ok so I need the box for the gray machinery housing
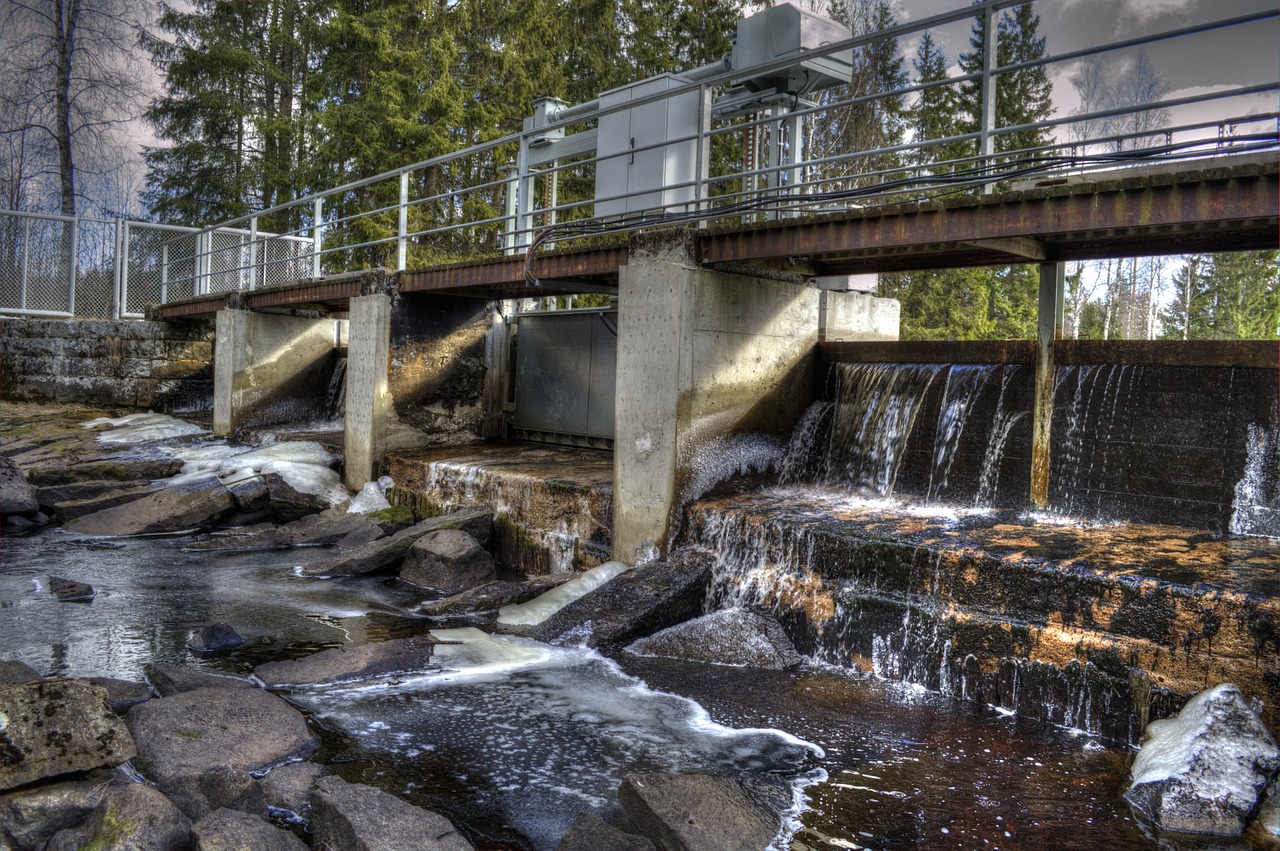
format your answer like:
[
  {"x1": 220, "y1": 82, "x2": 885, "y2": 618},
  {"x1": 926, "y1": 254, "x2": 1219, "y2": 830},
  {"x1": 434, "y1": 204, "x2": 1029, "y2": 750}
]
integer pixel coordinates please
[{"x1": 730, "y1": 2, "x2": 854, "y2": 95}]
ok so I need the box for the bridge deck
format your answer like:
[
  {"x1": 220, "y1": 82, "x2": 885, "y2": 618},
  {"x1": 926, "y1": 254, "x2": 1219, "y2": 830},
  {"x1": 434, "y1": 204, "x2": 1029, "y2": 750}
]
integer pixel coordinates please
[{"x1": 154, "y1": 156, "x2": 1278, "y2": 319}]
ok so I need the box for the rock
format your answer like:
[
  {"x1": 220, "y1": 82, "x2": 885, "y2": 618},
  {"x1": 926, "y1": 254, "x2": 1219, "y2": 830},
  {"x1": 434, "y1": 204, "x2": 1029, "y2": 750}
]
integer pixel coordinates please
[
  {"x1": 333, "y1": 522, "x2": 386, "y2": 551},
  {"x1": 401, "y1": 530, "x2": 496, "y2": 593},
  {"x1": 182, "y1": 506, "x2": 382, "y2": 553},
  {"x1": 299, "y1": 509, "x2": 492, "y2": 577},
  {"x1": 416, "y1": 576, "x2": 572, "y2": 619},
  {"x1": 310, "y1": 775, "x2": 475, "y2": 851},
  {"x1": 48, "y1": 576, "x2": 95, "y2": 601},
  {"x1": 1125, "y1": 683, "x2": 1280, "y2": 837},
  {"x1": 36, "y1": 478, "x2": 155, "y2": 508},
  {"x1": 163, "y1": 767, "x2": 267, "y2": 821},
  {"x1": 31, "y1": 512, "x2": 48, "y2": 527},
  {"x1": 64, "y1": 474, "x2": 235, "y2": 536},
  {"x1": 144, "y1": 663, "x2": 254, "y2": 696},
  {"x1": 28, "y1": 458, "x2": 184, "y2": 486},
  {"x1": 263, "y1": 471, "x2": 334, "y2": 522},
  {"x1": 0, "y1": 660, "x2": 41, "y2": 684},
  {"x1": 625, "y1": 608, "x2": 803, "y2": 670},
  {"x1": 262, "y1": 762, "x2": 327, "y2": 819},
  {"x1": 556, "y1": 812, "x2": 655, "y2": 851},
  {"x1": 0, "y1": 769, "x2": 114, "y2": 851},
  {"x1": 254, "y1": 635, "x2": 438, "y2": 687},
  {"x1": 617, "y1": 772, "x2": 785, "y2": 851},
  {"x1": 187, "y1": 623, "x2": 246, "y2": 655},
  {"x1": 83, "y1": 677, "x2": 154, "y2": 712},
  {"x1": 224, "y1": 474, "x2": 269, "y2": 512},
  {"x1": 4, "y1": 515, "x2": 33, "y2": 531},
  {"x1": 126, "y1": 688, "x2": 318, "y2": 788},
  {"x1": 47, "y1": 483, "x2": 161, "y2": 522},
  {"x1": 0, "y1": 680, "x2": 136, "y2": 791},
  {"x1": 0, "y1": 457, "x2": 38, "y2": 516},
  {"x1": 45, "y1": 782, "x2": 192, "y2": 851},
  {"x1": 192, "y1": 807, "x2": 309, "y2": 851},
  {"x1": 531, "y1": 550, "x2": 712, "y2": 649}
]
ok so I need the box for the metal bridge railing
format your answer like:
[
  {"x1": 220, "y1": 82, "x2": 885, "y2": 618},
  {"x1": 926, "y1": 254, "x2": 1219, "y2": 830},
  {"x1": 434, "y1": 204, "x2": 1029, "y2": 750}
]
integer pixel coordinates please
[{"x1": 1, "y1": 0, "x2": 1276, "y2": 318}]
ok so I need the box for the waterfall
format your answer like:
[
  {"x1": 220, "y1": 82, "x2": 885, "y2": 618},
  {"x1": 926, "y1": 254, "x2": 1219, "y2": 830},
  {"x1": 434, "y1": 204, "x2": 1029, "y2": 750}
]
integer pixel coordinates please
[
  {"x1": 325, "y1": 357, "x2": 348, "y2": 420},
  {"x1": 974, "y1": 365, "x2": 1026, "y2": 507},
  {"x1": 926, "y1": 365, "x2": 994, "y2": 502},
  {"x1": 822, "y1": 363, "x2": 945, "y2": 496}
]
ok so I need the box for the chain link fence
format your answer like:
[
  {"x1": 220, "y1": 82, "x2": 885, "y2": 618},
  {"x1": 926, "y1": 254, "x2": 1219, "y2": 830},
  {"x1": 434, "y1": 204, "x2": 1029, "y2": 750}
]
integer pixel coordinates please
[{"x1": 0, "y1": 211, "x2": 314, "y2": 319}]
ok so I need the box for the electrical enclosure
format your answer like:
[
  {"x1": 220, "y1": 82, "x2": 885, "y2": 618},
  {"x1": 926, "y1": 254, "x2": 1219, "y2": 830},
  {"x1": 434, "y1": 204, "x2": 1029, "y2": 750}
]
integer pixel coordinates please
[{"x1": 731, "y1": 2, "x2": 853, "y2": 95}]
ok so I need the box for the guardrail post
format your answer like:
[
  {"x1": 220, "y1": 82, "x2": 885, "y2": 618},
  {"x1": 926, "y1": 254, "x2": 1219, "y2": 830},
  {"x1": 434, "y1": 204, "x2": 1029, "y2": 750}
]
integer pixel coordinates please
[
  {"x1": 516, "y1": 136, "x2": 533, "y2": 251},
  {"x1": 160, "y1": 242, "x2": 169, "y2": 305},
  {"x1": 312, "y1": 197, "x2": 324, "y2": 278},
  {"x1": 67, "y1": 218, "x2": 78, "y2": 316},
  {"x1": 112, "y1": 218, "x2": 126, "y2": 320},
  {"x1": 195, "y1": 231, "x2": 206, "y2": 296},
  {"x1": 695, "y1": 83, "x2": 712, "y2": 226},
  {"x1": 979, "y1": 0, "x2": 998, "y2": 195},
  {"x1": 398, "y1": 172, "x2": 409, "y2": 270},
  {"x1": 248, "y1": 216, "x2": 259, "y2": 290},
  {"x1": 501, "y1": 165, "x2": 519, "y2": 255},
  {"x1": 20, "y1": 216, "x2": 30, "y2": 312}
]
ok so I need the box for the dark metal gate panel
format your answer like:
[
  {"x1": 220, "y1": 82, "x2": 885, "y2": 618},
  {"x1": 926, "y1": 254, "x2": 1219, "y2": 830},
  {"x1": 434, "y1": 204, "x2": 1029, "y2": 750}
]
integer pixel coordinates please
[{"x1": 513, "y1": 310, "x2": 616, "y2": 448}]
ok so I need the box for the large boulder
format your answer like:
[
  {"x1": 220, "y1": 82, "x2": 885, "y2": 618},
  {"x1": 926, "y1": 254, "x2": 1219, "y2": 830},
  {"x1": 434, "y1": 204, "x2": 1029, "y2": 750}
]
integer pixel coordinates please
[
  {"x1": 44, "y1": 783, "x2": 192, "y2": 851},
  {"x1": 416, "y1": 576, "x2": 571, "y2": 620},
  {"x1": 556, "y1": 812, "x2": 655, "y2": 851},
  {"x1": 63, "y1": 473, "x2": 235, "y2": 536},
  {"x1": 162, "y1": 766, "x2": 267, "y2": 821},
  {"x1": 183, "y1": 506, "x2": 384, "y2": 553},
  {"x1": 625, "y1": 608, "x2": 803, "y2": 670},
  {"x1": 401, "y1": 529, "x2": 496, "y2": 593},
  {"x1": 0, "y1": 769, "x2": 114, "y2": 851},
  {"x1": 0, "y1": 680, "x2": 136, "y2": 791},
  {"x1": 263, "y1": 471, "x2": 335, "y2": 522},
  {"x1": 0, "y1": 457, "x2": 38, "y2": 516},
  {"x1": 187, "y1": 623, "x2": 246, "y2": 655},
  {"x1": 82, "y1": 677, "x2": 154, "y2": 712},
  {"x1": 310, "y1": 775, "x2": 475, "y2": 851},
  {"x1": 261, "y1": 762, "x2": 327, "y2": 819},
  {"x1": 0, "y1": 660, "x2": 41, "y2": 684},
  {"x1": 27, "y1": 458, "x2": 184, "y2": 486},
  {"x1": 193, "y1": 807, "x2": 309, "y2": 851},
  {"x1": 144, "y1": 662, "x2": 254, "y2": 696},
  {"x1": 46, "y1": 483, "x2": 161, "y2": 522},
  {"x1": 617, "y1": 772, "x2": 786, "y2": 851},
  {"x1": 254, "y1": 635, "x2": 438, "y2": 687},
  {"x1": 1125, "y1": 683, "x2": 1280, "y2": 836},
  {"x1": 299, "y1": 509, "x2": 492, "y2": 577},
  {"x1": 125, "y1": 687, "x2": 318, "y2": 788},
  {"x1": 531, "y1": 551, "x2": 712, "y2": 649}
]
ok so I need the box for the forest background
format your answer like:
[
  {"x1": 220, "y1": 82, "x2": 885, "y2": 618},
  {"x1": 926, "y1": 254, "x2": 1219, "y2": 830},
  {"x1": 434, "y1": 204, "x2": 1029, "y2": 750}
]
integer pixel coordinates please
[{"x1": 1, "y1": 0, "x2": 1275, "y2": 340}]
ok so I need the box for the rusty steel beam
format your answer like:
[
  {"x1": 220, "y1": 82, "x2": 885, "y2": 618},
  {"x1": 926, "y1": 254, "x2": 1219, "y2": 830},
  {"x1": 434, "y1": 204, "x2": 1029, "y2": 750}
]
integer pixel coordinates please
[
  {"x1": 243, "y1": 278, "x2": 362, "y2": 311},
  {"x1": 399, "y1": 245, "x2": 627, "y2": 293},
  {"x1": 699, "y1": 163, "x2": 1279, "y2": 271}
]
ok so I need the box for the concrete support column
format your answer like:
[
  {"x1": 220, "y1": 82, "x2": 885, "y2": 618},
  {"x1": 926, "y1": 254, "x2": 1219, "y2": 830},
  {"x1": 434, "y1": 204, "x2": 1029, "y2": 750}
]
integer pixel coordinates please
[
  {"x1": 344, "y1": 293, "x2": 392, "y2": 489},
  {"x1": 1031, "y1": 262, "x2": 1065, "y2": 508},
  {"x1": 612, "y1": 232, "x2": 825, "y2": 562},
  {"x1": 213, "y1": 308, "x2": 336, "y2": 436}
]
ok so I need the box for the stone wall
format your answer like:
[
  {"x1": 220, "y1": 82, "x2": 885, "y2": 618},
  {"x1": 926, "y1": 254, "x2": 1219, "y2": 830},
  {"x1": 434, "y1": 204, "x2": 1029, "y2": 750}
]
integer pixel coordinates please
[{"x1": 0, "y1": 317, "x2": 214, "y2": 412}]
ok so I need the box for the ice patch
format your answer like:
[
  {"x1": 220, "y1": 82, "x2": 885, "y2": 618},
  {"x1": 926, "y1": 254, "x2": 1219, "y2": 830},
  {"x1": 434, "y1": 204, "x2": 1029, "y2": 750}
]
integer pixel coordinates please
[
  {"x1": 348, "y1": 480, "x2": 392, "y2": 514},
  {"x1": 425, "y1": 628, "x2": 553, "y2": 681},
  {"x1": 83, "y1": 413, "x2": 206, "y2": 444},
  {"x1": 171, "y1": 440, "x2": 347, "y2": 506},
  {"x1": 496, "y1": 561, "x2": 631, "y2": 627}
]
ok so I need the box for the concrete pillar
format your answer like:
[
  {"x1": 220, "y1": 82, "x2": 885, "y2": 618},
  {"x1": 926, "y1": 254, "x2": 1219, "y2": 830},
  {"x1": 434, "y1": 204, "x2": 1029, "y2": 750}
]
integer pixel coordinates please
[
  {"x1": 213, "y1": 308, "x2": 336, "y2": 436},
  {"x1": 612, "y1": 233, "x2": 822, "y2": 562},
  {"x1": 344, "y1": 293, "x2": 392, "y2": 489}
]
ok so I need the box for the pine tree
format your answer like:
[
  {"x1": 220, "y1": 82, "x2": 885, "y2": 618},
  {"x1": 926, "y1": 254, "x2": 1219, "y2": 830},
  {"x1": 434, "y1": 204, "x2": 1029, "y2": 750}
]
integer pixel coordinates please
[
  {"x1": 957, "y1": 1, "x2": 1053, "y2": 162},
  {"x1": 909, "y1": 30, "x2": 964, "y2": 169}
]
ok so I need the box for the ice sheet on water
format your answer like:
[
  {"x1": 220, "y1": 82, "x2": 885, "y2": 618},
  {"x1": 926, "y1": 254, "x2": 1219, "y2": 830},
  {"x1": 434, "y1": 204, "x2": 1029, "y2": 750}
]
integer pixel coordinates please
[
  {"x1": 347, "y1": 480, "x2": 392, "y2": 514},
  {"x1": 82, "y1": 412, "x2": 207, "y2": 444},
  {"x1": 169, "y1": 440, "x2": 346, "y2": 504},
  {"x1": 496, "y1": 561, "x2": 631, "y2": 627},
  {"x1": 289, "y1": 641, "x2": 821, "y2": 851}
]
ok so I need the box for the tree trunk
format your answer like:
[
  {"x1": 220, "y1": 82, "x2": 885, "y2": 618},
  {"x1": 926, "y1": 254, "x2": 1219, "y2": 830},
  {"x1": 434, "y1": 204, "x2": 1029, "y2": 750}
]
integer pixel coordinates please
[{"x1": 54, "y1": 0, "x2": 78, "y2": 216}]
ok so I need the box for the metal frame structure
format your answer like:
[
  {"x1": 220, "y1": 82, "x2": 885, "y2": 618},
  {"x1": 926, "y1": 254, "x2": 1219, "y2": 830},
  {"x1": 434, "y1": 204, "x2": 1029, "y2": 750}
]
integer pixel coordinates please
[{"x1": 1, "y1": 0, "x2": 1276, "y2": 318}]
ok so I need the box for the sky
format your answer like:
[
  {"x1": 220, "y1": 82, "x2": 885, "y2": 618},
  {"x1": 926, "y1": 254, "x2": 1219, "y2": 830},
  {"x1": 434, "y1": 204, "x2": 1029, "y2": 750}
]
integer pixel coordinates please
[{"x1": 891, "y1": 0, "x2": 1279, "y2": 130}]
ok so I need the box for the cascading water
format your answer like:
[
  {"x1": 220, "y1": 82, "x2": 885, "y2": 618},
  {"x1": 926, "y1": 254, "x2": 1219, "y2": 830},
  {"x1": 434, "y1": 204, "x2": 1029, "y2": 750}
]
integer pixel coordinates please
[
  {"x1": 926, "y1": 365, "x2": 995, "y2": 502},
  {"x1": 325, "y1": 357, "x2": 348, "y2": 420}
]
